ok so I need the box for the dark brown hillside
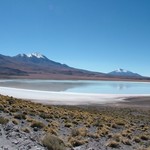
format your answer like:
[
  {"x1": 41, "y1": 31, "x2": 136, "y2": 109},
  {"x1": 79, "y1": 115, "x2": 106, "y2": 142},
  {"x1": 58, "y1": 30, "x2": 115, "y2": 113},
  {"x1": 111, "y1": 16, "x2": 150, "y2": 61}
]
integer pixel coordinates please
[
  {"x1": 0, "y1": 53, "x2": 105, "y2": 79},
  {"x1": 0, "y1": 53, "x2": 149, "y2": 81}
]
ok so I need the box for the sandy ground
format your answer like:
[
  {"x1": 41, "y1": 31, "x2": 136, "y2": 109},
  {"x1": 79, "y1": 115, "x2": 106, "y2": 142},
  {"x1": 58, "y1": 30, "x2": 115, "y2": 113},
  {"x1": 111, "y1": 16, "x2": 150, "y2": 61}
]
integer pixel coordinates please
[
  {"x1": 0, "y1": 86, "x2": 150, "y2": 107},
  {"x1": 116, "y1": 96, "x2": 150, "y2": 108}
]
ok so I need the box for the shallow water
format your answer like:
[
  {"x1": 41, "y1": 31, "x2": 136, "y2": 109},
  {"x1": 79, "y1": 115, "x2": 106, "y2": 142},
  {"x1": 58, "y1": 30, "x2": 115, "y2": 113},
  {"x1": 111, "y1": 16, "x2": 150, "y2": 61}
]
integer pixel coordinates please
[{"x1": 0, "y1": 79, "x2": 150, "y2": 94}]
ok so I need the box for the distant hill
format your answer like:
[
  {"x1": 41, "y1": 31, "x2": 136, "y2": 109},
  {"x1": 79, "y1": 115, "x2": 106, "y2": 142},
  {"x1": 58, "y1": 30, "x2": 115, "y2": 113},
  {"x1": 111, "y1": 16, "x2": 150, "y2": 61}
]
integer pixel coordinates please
[
  {"x1": 108, "y1": 68, "x2": 142, "y2": 77},
  {"x1": 0, "y1": 53, "x2": 149, "y2": 81},
  {"x1": 0, "y1": 53, "x2": 105, "y2": 79}
]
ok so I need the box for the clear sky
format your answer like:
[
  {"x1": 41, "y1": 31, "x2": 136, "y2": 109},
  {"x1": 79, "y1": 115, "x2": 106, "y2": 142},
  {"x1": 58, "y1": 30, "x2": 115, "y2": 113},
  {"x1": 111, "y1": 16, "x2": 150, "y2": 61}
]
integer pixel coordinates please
[{"x1": 0, "y1": 0, "x2": 150, "y2": 76}]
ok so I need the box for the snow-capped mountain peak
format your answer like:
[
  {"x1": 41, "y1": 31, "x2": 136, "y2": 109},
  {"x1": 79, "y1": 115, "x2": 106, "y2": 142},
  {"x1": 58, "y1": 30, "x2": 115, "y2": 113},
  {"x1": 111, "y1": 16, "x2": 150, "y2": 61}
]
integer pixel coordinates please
[
  {"x1": 108, "y1": 68, "x2": 141, "y2": 77},
  {"x1": 26, "y1": 52, "x2": 45, "y2": 59},
  {"x1": 116, "y1": 68, "x2": 128, "y2": 73},
  {"x1": 15, "y1": 52, "x2": 47, "y2": 59}
]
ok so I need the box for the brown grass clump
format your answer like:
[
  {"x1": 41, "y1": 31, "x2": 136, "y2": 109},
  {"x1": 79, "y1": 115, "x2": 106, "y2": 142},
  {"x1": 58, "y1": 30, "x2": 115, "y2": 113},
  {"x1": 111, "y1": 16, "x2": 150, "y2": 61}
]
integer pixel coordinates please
[
  {"x1": 72, "y1": 120, "x2": 79, "y2": 125},
  {"x1": 97, "y1": 127, "x2": 109, "y2": 136},
  {"x1": 108, "y1": 133, "x2": 113, "y2": 138},
  {"x1": 121, "y1": 129, "x2": 132, "y2": 140},
  {"x1": 115, "y1": 120, "x2": 125, "y2": 126},
  {"x1": 69, "y1": 137, "x2": 87, "y2": 147},
  {"x1": 3, "y1": 108, "x2": 10, "y2": 113},
  {"x1": 78, "y1": 127, "x2": 88, "y2": 137},
  {"x1": 93, "y1": 119, "x2": 101, "y2": 127},
  {"x1": 110, "y1": 133, "x2": 123, "y2": 142},
  {"x1": 22, "y1": 127, "x2": 30, "y2": 133},
  {"x1": 106, "y1": 140, "x2": 120, "y2": 148},
  {"x1": 88, "y1": 133, "x2": 100, "y2": 139},
  {"x1": 48, "y1": 121, "x2": 59, "y2": 128},
  {"x1": 122, "y1": 138, "x2": 131, "y2": 145},
  {"x1": 111, "y1": 123, "x2": 118, "y2": 129},
  {"x1": 12, "y1": 119, "x2": 19, "y2": 125},
  {"x1": 71, "y1": 128, "x2": 80, "y2": 137},
  {"x1": 44, "y1": 127, "x2": 58, "y2": 136},
  {"x1": 9, "y1": 107, "x2": 20, "y2": 113},
  {"x1": 39, "y1": 113, "x2": 52, "y2": 119},
  {"x1": 0, "y1": 116, "x2": 9, "y2": 125},
  {"x1": 71, "y1": 127, "x2": 88, "y2": 137},
  {"x1": 140, "y1": 135, "x2": 149, "y2": 141},
  {"x1": 64, "y1": 122, "x2": 73, "y2": 128},
  {"x1": 30, "y1": 120, "x2": 45, "y2": 129},
  {"x1": 133, "y1": 136, "x2": 141, "y2": 143},
  {"x1": 42, "y1": 134, "x2": 66, "y2": 150},
  {"x1": 0, "y1": 104, "x2": 4, "y2": 111},
  {"x1": 14, "y1": 113, "x2": 26, "y2": 120}
]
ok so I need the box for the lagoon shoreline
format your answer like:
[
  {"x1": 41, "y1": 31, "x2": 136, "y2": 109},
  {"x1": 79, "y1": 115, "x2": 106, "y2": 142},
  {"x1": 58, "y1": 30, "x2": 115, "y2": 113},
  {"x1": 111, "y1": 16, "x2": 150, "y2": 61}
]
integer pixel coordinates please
[{"x1": 0, "y1": 86, "x2": 150, "y2": 107}]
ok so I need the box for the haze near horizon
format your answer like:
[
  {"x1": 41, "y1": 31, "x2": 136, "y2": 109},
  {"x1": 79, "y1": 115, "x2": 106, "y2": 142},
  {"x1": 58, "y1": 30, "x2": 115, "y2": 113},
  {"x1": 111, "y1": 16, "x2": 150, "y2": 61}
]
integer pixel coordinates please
[{"x1": 0, "y1": 0, "x2": 150, "y2": 76}]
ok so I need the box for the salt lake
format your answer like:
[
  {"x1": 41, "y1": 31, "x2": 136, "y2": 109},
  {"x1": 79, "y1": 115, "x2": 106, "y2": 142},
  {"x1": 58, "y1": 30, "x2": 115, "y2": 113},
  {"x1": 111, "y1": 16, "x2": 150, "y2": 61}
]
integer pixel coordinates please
[
  {"x1": 0, "y1": 80, "x2": 150, "y2": 105},
  {"x1": 0, "y1": 79, "x2": 150, "y2": 94}
]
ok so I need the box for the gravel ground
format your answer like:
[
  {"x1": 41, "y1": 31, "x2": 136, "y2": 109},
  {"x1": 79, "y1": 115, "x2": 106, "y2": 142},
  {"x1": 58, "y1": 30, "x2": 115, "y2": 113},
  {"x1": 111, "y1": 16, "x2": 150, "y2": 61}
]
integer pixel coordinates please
[{"x1": 0, "y1": 95, "x2": 149, "y2": 150}]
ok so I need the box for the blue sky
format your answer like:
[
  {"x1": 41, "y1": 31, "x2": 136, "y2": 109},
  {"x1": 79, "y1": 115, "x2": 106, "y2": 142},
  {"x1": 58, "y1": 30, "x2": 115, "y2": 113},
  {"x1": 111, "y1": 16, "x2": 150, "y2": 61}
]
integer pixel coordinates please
[{"x1": 0, "y1": 0, "x2": 150, "y2": 76}]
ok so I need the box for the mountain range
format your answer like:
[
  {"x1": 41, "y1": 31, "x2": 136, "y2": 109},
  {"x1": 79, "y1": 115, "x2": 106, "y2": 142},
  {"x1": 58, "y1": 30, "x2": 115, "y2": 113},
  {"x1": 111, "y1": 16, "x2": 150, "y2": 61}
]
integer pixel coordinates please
[{"x1": 0, "y1": 53, "x2": 149, "y2": 81}]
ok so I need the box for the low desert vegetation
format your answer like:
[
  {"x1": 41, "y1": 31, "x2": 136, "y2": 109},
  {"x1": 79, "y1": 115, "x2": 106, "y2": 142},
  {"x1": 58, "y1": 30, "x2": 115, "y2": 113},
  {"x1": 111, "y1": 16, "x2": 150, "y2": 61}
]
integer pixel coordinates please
[
  {"x1": 0, "y1": 116, "x2": 9, "y2": 125},
  {"x1": 0, "y1": 94, "x2": 149, "y2": 150},
  {"x1": 42, "y1": 134, "x2": 66, "y2": 150},
  {"x1": 30, "y1": 120, "x2": 45, "y2": 129},
  {"x1": 106, "y1": 140, "x2": 120, "y2": 148}
]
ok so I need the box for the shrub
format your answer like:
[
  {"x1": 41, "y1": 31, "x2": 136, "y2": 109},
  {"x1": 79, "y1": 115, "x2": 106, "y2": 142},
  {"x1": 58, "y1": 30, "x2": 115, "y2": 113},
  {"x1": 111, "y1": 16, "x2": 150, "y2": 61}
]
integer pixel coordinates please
[
  {"x1": 12, "y1": 119, "x2": 19, "y2": 125},
  {"x1": 122, "y1": 138, "x2": 131, "y2": 145},
  {"x1": 71, "y1": 128, "x2": 80, "y2": 137},
  {"x1": 112, "y1": 133, "x2": 122, "y2": 142},
  {"x1": 31, "y1": 121, "x2": 45, "y2": 129},
  {"x1": 78, "y1": 127, "x2": 88, "y2": 137},
  {"x1": 42, "y1": 134, "x2": 66, "y2": 150},
  {"x1": 69, "y1": 137, "x2": 87, "y2": 147},
  {"x1": 44, "y1": 127, "x2": 58, "y2": 136},
  {"x1": 0, "y1": 117, "x2": 9, "y2": 125},
  {"x1": 71, "y1": 127, "x2": 87, "y2": 137},
  {"x1": 14, "y1": 113, "x2": 26, "y2": 120},
  {"x1": 106, "y1": 140, "x2": 120, "y2": 148},
  {"x1": 97, "y1": 127, "x2": 109, "y2": 136},
  {"x1": 7, "y1": 98, "x2": 15, "y2": 105},
  {"x1": 0, "y1": 104, "x2": 4, "y2": 111},
  {"x1": 64, "y1": 122, "x2": 73, "y2": 128},
  {"x1": 88, "y1": 133, "x2": 100, "y2": 139},
  {"x1": 140, "y1": 135, "x2": 149, "y2": 141},
  {"x1": 22, "y1": 127, "x2": 30, "y2": 133},
  {"x1": 116, "y1": 120, "x2": 125, "y2": 126},
  {"x1": 133, "y1": 137, "x2": 141, "y2": 143},
  {"x1": 111, "y1": 123, "x2": 118, "y2": 129},
  {"x1": 39, "y1": 113, "x2": 52, "y2": 119}
]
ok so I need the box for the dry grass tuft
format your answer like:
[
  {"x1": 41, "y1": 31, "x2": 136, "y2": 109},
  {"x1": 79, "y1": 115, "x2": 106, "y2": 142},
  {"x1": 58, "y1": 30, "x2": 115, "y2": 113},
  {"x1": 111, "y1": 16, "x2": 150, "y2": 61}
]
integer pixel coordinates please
[
  {"x1": 0, "y1": 116, "x2": 9, "y2": 125},
  {"x1": 69, "y1": 137, "x2": 87, "y2": 147},
  {"x1": 122, "y1": 138, "x2": 131, "y2": 145},
  {"x1": 31, "y1": 120, "x2": 45, "y2": 129},
  {"x1": 14, "y1": 113, "x2": 26, "y2": 120},
  {"x1": 133, "y1": 136, "x2": 141, "y2": 143},
  {"x1": 22, "y1": 127, "x2": 30, "y2": 133},
  {"x1": 42, "y1": 134, "x2": 66, "y2": 150},
  {"x1": 12, "y1": 119, "x2": 19, "y2": 125},
  {"x1": 140, "y1": 135, "x2": 149, "y2": 141},
  {"x1": 106, "y1": 140, "x2": 120, "y2": 148}
]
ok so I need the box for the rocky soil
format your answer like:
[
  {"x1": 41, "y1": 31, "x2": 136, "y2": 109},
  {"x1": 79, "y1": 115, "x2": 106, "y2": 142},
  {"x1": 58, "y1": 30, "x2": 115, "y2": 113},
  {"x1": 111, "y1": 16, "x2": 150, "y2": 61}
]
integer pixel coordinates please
[{"x1": 0, "y1": 95, "x2": 150, "y2": 150}]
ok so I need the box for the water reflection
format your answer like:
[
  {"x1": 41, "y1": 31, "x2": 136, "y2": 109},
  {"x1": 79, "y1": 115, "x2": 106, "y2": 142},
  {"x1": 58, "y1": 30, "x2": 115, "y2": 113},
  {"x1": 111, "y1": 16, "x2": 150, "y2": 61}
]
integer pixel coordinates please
[
  {"x1": 0, "y1": 80, "x2": 91, "y2": 92},
  {"x1": 0, "y1": 80, "x2": 150, "y2": 94},
  {"x1": 109, "y1": 83, "x2": 131, "y2": 90}
]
